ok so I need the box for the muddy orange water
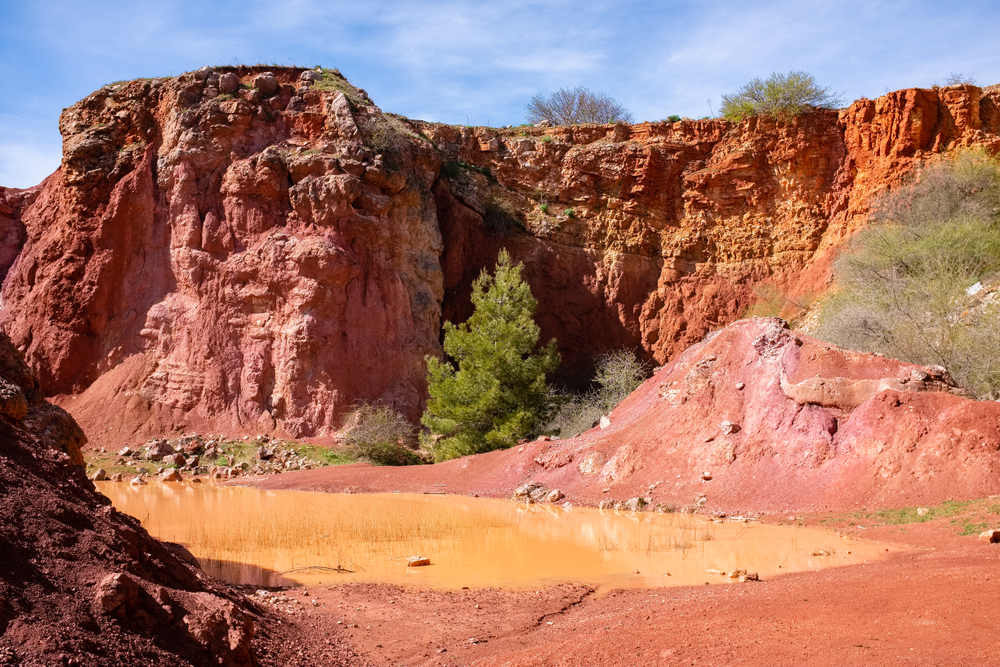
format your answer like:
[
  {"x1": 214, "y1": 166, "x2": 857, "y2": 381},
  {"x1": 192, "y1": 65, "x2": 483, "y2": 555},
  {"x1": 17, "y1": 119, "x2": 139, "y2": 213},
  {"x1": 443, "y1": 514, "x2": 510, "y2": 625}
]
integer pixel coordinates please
[{"x1": 96, "y1": 481, "x2": 893, "y2": 593}]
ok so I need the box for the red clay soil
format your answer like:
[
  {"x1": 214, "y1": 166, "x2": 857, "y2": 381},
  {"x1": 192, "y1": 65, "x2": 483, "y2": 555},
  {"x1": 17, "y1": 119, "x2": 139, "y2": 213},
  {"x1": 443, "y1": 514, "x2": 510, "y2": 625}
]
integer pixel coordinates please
[
  {"x1": 289, "y1": 518, "x2": 1000, "y2": 667},
  {"x1": 240, "y1": 318, "x2": 1000, "y2": 515},
  {"x1": 221, "y1": 317, "x2": 1000, "y2": 665}
]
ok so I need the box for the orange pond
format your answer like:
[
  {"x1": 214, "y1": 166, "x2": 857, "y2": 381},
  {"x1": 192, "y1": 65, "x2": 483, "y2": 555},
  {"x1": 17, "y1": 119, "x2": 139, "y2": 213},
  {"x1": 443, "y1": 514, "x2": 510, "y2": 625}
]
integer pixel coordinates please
[{"x1": 96, "y1": 481, "x2": 893, "y2": 593}]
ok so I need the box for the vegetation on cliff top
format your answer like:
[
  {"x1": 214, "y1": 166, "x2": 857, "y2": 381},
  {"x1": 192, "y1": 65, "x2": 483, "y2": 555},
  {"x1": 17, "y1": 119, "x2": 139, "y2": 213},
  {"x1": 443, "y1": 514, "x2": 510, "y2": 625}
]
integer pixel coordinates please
[
  {"x1": 814, "y1": 150, "x2": 1000, "y2": 399},
  {"x1": 423, "y1": 250, "x2": 560, "y2": 461},
  {"x1": 525, "y1": 86, "x2": 634, "y2": 125},
  {"x1": 720, "y1": 71, "x2": 843, "y2": 121}
]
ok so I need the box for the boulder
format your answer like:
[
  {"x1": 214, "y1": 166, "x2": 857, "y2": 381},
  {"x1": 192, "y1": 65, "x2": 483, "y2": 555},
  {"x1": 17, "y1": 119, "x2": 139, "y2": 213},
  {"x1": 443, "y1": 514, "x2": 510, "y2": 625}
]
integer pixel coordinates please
[
  {"x1": 130, "y1": 476, "x2": 147, "y2": 486},
  {"x1": 218, "y1": 72, "x2": 239, "y2": 95},
  {"x1": 407, "y1": 556, "x2": 431, "y2": 567},
  {"x1": 90, "y1": 468, "x2": 108, "y2": 481},
  {"x1": 546, "y1": 489, "x2": 564, "y2": 503},
  {"x1": 94, "y1": 572, "x2": 141, "y2": 616},
  {"x1": 145, "y1": 440, "x2": 176, "y2": 461},
  {"x1": 160, "y1": 469, "x2": 182, "y2": 482},
  {"x1": 167, "y1": 452, "x2": 187, "y2": 467},
  {"x1": 300, "y1": 70, "x2": 323, "y2": 83},
  {"x1": 253, "y1": 72, "x2": 279, "y2": 97},
  {"x1": 0, "y1": 377, "x2": 27, "y2": 420}
]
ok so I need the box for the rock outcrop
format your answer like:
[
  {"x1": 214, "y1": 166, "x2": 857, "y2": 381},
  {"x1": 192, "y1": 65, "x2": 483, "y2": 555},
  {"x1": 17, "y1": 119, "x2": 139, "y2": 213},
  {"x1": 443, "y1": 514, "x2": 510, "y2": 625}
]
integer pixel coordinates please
[
  {"x1": 3, "y1": 67, "x2": 1000, "y2": 445},
  {"x1": 517, "y1": 318, "x2": 1000, "y2": 511},
  {"x1": 258, "y1": 318, "x2": 1000, "y2": 513}
]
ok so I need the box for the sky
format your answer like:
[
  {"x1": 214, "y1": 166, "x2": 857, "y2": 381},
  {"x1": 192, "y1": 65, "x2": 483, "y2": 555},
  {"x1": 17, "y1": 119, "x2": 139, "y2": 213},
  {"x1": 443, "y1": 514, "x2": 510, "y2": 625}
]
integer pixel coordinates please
[{"x1": 1, "y1": 0, "x2": 999, "y2": 188}]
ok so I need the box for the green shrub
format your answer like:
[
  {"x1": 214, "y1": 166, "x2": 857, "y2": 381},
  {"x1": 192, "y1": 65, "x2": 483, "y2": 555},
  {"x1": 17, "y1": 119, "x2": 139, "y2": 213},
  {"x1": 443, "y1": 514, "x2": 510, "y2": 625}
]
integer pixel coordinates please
[
  {"x1": 539, "y1": 202, "x2": 549, "y2": 214},
  {"x1": 545, "y1": 349, "x2": 650, "y2": 438},
  {"x1": 564, "y1": 208, "x2": 575, "y2": 218},
  {"x1": 423, "y1": 250, "x2": 560, "y2": 460},
  {"x1": 813, "y1": 150, "x2": 1000, "y2": 398},
  {"x1": 312, "y1": 68, "x2": 367, "y2": 106},
  {"x1": 343, "y1": 404, "x2": 422, "y2": 466},
  {"x1": 666, "y1": 115, "x2": 681, "y2": 123},
  {"x1": 720, "y1": 71, "x2": 843, "y2": 121}
]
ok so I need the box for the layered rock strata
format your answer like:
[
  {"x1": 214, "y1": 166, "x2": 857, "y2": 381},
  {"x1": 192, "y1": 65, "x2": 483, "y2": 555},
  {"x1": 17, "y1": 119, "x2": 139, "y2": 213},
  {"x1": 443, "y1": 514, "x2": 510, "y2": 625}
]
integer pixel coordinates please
[{"x1": 2, "y1": 67, "x2": 999, "y2": 443}]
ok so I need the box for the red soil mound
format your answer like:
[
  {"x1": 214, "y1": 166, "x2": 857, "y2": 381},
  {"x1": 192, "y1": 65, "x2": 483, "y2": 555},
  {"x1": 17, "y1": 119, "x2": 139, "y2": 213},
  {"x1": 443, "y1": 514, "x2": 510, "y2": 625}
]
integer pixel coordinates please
[
  {"x1": 0, "y1": 331, "x2": 362, "y2": 666},
  {"x1": 243, "y1": 318, "x2": 1000, "y2": 514}
]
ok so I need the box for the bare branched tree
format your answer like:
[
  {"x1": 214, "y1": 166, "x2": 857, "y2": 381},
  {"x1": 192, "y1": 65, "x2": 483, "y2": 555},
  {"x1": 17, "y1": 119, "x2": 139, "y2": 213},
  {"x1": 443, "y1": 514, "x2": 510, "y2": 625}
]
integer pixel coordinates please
[
  {"x1": 525, "y1": 87, "x2": 635, "y2": 125},
  {"x1": 944, "y1": 72, "x2": 977, "y2": 86}
]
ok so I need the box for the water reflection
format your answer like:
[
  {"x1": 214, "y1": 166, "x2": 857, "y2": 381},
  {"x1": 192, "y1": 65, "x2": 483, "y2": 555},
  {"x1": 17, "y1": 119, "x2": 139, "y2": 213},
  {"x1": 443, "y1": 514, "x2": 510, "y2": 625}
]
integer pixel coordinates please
[{"x1": 96, "y1": 481, "x2": 891, "y2": 593}]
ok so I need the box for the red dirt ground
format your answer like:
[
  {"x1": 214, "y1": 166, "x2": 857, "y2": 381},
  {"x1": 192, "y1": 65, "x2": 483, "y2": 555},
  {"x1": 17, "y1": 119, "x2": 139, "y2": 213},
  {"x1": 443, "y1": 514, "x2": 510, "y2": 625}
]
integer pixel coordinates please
[
  {"x1": 216, "y1": 317, "x2": 1000, "y2": 665},
  {"x1": 226, "y1": 506, "x2": 1000, "y2": 667}
]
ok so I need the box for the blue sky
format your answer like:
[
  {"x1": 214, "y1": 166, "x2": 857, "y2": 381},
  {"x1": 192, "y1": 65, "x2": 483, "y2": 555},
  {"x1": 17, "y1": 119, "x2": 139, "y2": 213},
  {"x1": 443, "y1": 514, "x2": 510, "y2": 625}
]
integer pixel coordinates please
[{"x1": 1, "y1": 0, "x2": 998, "y2": 188}]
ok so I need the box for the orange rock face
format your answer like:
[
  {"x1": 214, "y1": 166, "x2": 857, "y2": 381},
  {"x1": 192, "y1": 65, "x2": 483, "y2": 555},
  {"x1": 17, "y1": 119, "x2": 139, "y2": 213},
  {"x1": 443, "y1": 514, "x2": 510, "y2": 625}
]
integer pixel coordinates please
[{"x1": 2, "y1": 68, "x2": 999, "y2": 444}]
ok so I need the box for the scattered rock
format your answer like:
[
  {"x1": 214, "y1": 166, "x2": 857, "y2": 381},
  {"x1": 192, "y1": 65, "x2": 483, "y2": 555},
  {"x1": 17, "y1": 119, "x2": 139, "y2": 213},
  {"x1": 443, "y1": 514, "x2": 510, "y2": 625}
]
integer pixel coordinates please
[
  {"x1": 599, "y1": 415, "x2": 612, "y2": 429},
  {"x1": 167, "y1": 452, "x2": 186, "y2": 467},
  {"x1": 979, "y1": 529, "x2": 1000, "y2": 543},
  {"x1": 735, "y1": 382, "x2": 745, "y2": 390},
  {"x1": 407, "y1": 556, "x2": 431, "y2": 567},
  {"x1": 545, "y1": 489, "x2": 564, "y2": 503},
  {"x1": 159, "y1": 469, "x2": 182, "y2": 482},
  {"x1": 622, "y1": 497, "x2": 650, "y2": 512},
  {"x1": 144, "y1": 440, "x2": 176, "y2": 461},
  {"x1": 90, "y1": 468, "x2": 108, "y2": 481},
  {"x1": 300, "y1": 70, "x2": 323, "y2": 83},
  {"x1": 512, "y1": 481, "x2": 547, "y2": 502},
  {"x1": 701, "y1": 471, "x2": 713, "y2": 481},
  {"x1": 118, "y1": 446, "x2": 133, "y2": 457},
  {"x1": 130, "y1": 476, "x2": 147, "y2": 486},
  {"x1": 720, "y1": 420, "x2": 740, "y2": 435},
  {"x1": 916, "y1": 507, "x2": 930, "y2": 516},
  {"x1": 110, "y1": 472, "x2": 124, "y2": 482}
]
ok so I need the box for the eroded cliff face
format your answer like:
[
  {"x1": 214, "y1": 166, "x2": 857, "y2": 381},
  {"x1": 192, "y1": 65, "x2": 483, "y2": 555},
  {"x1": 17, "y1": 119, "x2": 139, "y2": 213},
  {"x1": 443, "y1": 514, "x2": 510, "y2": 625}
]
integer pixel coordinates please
[{"x1": 2, "y1": 68, "x2": 998, "y2": 444}]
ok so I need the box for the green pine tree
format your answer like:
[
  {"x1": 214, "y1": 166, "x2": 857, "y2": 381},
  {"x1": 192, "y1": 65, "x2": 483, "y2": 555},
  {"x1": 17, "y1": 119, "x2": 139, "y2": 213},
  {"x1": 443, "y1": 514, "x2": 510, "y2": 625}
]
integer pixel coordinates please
[{"x1": 422, "y1": 250, "x2": 560, "y2": 461}]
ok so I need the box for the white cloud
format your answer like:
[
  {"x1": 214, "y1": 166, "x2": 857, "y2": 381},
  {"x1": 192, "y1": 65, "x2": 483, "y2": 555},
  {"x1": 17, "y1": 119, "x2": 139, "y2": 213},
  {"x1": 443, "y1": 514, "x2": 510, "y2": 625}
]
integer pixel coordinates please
[{"x1": 0, "y1": 139, "x2": 61, "y2": 189}]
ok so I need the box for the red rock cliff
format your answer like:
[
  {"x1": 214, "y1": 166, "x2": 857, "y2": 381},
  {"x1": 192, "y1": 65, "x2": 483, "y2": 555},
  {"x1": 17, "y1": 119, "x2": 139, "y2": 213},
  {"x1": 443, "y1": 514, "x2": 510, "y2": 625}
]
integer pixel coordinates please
[{"x1": 2, "y1": 68, "x2": 998, "y2": 445}]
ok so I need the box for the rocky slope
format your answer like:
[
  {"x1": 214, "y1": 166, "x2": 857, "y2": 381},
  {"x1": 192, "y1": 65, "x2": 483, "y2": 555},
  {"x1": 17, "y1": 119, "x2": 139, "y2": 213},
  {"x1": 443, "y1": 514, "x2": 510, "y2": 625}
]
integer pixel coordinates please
[
  {"x1": 2, "y1": 67, "x2": 999, "y2": 444},
  {"x1": 245, "y1": 318, "x2": 1000, "y2": 514},
  {"x1": 0, "y1": 330, "x2": 368, "y2": 666}
]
